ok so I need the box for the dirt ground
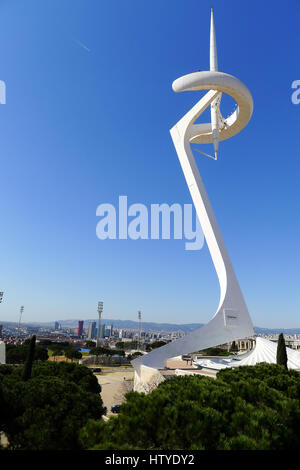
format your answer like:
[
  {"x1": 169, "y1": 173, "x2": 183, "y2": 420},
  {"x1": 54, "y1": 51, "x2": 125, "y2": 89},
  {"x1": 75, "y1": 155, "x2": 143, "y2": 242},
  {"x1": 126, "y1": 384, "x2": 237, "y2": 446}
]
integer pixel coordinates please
[
  {"x1": 96, "y1": 364, "x2": 216, "y2": 416},
  {"x1": 96, "y1": 370, "x2": 134, "y2": 415}
]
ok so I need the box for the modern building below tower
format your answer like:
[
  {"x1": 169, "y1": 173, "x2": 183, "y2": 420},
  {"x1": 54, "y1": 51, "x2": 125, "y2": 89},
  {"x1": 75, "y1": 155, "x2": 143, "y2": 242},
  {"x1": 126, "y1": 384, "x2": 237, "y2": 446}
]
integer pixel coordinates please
[
  {"x1": 78, "y1": 320, "x2": 84, "y2": 338},
  {"x1": 88, "y1": 321, "x2": 97, "y2": 340}
]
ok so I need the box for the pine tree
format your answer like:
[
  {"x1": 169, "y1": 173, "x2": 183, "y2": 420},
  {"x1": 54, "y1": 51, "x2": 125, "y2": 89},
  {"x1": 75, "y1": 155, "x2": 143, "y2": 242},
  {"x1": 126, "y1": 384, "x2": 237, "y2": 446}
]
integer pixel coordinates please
[
  {"x1": 23, "y1": 335, "x2": 36, "y2": 381},
  {"x1": 276, "y1": 333, "x2": 288, "y2": 369}
]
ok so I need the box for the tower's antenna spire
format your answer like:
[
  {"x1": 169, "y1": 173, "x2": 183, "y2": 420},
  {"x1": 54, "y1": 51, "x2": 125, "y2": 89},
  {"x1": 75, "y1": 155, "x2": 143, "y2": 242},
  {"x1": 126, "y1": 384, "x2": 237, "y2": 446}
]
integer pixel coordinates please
[
  {"x1": 210, "y1": 7, "x2": 219, "y2": 159},
  {"x1": 210, "y1": 6, "x2": 218, "y2": 72}
]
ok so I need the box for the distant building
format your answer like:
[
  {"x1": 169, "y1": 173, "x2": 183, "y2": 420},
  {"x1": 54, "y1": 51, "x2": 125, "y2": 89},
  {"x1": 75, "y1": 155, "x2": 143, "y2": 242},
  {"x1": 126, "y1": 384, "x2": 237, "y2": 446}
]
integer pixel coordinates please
[
  {"x1": 78, "y1": 320, "x2": 84, "y2": 337},
  {"x1": 104, "y1": 325, "x2": 113, "y2": 338},
  {"x1": 0, "y1": 341, "x2": 5, "y2": 364},
  {"x1": 88, "y1": 321, "x2": 97, "y2": 340},
  {"x1": 100, "y1": 324, "x2": 106, "y2": 338},
  {"x1": 236, "y1": 338, "x2": 255, "y2": 352},
  {"x1": 95, "y1": 324, "x2": 106, "y2": 339},
  {"x1": 54, "y1": 321, "x2": 60, "y2": 331},
  {"x1": 0, "y1": 325, "x2": 3, "y2": 337}
]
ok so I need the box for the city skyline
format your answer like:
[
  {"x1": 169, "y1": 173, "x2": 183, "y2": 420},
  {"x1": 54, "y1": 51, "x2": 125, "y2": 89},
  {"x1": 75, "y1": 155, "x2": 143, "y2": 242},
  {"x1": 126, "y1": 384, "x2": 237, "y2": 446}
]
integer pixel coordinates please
[{"x1": 0, "y1": 0, "x2": 299, "y2": 328}]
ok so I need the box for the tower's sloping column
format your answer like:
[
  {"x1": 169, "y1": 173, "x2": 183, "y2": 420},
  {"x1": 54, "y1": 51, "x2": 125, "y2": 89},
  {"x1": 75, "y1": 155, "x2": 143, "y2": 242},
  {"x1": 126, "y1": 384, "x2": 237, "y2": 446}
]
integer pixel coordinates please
[{"x1": 132, "y1": 10, "x2": 254, "y2": 387}]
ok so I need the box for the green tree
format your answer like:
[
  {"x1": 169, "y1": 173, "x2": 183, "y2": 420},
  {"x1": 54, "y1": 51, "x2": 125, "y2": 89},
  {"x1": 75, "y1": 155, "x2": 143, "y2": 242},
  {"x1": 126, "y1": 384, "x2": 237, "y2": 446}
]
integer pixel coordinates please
[
  {"x1": 0, "y1": 362, "x2": 105, "y2": 450},
  {"x1": 73, "y1": 350, "x2": 82, "y2": 360},
  {"x1": 79, "y1": 363, "x2": 300, "y2": 450},
  {"x1": 196, "y1": 347, "x2": 231, "y2": 356},
  {"x1": 30, "y1": 361, "x2": 101, "y2": 394},
  {"x1": 38, "y1": 339, "x2": 53, "y2": 346},
  {"x1": 90, "y1": 346, "x2": 125, "y2": 357},
  {"x1": 127, "y1": 352, "x2": 143, "y2": 361},
  {"x1": 23, "y1": 335, "x2": 36, "y2": 381},
  {"x1": 2, "y1": 377, "x2": 103, "y2": 450},
  {"x1": 65, "y1": 348, "x2": 82, "y2": 361},
  {"x1": 148, "y1": 341, "x2": 168, "y2": 350},
  {"x1": 51, "y1": 349, "x2": 63, "y2": 358},
  {"x1": 6, "y1": 343, "x2": 48, "y2": 364},
  {"x1": 23, "y1": 338, "x2": 32, "y2": 345},
  {"x1": 230, "y1": 341, "x2": 238, "y2": 353},
  {"x1": 276, "y1": 333, "x2": 288, "y2": 369},
  {"x1": 89, "y1": 346, "x2": 106, "y2": 356}
]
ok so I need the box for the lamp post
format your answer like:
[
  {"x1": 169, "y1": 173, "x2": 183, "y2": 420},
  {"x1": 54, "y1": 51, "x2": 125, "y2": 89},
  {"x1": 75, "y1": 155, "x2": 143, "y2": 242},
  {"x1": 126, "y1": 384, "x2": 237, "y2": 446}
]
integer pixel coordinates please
[{"x1": 96, "y1": 301, "x2": 103, "y2": 347}]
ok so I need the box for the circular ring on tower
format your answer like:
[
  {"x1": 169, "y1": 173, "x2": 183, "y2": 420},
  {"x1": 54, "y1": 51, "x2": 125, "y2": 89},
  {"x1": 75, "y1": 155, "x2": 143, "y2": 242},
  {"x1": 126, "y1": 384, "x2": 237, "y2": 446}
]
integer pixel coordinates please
[{"x1": 172, "y1": 70, "x2": 253, "y2": 144}]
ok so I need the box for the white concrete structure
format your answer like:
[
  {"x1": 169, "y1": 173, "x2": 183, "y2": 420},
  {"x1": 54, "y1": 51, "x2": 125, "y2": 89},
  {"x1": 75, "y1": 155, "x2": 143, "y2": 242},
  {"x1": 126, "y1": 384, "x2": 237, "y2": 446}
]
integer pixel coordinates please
[
  {"x1": 132, "y1": 8, "x2": 254, "y2": 390},
  {"x1": 192, "y1": 337, "x2": 300, "y2": 371},
  {"x1": 0, "y1": 341, "x2": 5, "y2": 364}
]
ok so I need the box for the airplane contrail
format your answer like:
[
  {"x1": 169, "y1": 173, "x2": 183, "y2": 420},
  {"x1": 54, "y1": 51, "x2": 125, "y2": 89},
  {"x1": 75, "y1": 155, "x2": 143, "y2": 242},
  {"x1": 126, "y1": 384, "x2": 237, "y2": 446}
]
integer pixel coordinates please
[{"x1": 72, "y1": 38, "x2": 91, "y2": 52}]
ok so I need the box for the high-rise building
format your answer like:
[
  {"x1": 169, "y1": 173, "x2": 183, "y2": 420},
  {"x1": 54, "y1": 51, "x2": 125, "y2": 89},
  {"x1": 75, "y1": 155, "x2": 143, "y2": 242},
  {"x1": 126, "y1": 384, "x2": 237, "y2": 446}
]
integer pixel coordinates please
[
  {"x1": 88, "y1": 321, "x2": 96, "y2": 340},
  {"x1": 78, "y1": 320, "x2": 84, "y2": 337},
  {"x1": 0, "y1": 325, "x2": 3, "y2": 337},
  {"x1": 100, "y1": 324, "x2": 106, "y2": 338},
  {"x1": 95, "y1": 324, "x2": 106, "y2": 339},
  {"x1": 104, "y1": 324, "x2": 113, "y2": 338},
  {"x1": 54, "y1": 321, "x2": 60, "y2": 331}
]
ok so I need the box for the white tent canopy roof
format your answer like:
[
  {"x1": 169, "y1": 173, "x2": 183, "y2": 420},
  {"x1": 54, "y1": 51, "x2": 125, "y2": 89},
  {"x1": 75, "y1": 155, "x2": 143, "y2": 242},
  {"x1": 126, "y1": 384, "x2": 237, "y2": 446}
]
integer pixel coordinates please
[{"x1": 193, "y1": 337, "x2": 300, "y2": 371}]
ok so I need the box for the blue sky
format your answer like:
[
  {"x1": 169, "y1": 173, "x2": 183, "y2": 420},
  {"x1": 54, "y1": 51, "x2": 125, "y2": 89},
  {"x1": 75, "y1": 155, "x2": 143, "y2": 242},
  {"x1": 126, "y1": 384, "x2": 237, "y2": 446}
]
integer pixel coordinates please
[{"x1": 0, "y1": 0, "x2": 299, "y2": 327}]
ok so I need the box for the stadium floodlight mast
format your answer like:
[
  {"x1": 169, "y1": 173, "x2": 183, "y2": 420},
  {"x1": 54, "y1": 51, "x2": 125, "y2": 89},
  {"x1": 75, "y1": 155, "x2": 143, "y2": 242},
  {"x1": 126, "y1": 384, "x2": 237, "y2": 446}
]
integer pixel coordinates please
[
  {"x1": 18, "y1": 305, "x2": 24, "y2": 336},
  {"x1": 138, "y1": 311, "x2": 142, "y2": 351},
  {"x1": 96, "y1": 301, "x2": 103, "y2": 347},
  {"x1": 132, "y1": 8, "x2": 254, "y2": 386}
]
